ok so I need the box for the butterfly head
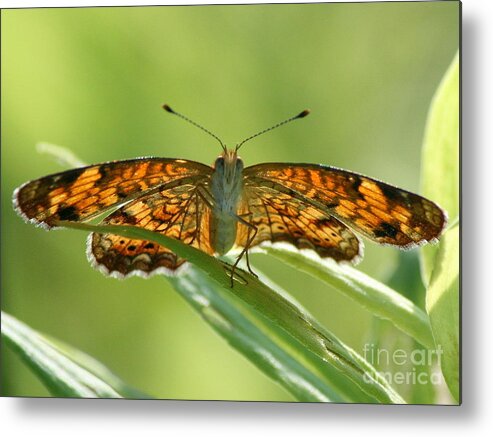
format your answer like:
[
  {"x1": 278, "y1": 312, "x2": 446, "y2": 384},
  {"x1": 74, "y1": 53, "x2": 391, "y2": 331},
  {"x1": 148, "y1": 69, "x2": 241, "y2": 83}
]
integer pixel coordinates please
[{"x1": 214, "y1": 148, "x2": 244, "y2": 184}]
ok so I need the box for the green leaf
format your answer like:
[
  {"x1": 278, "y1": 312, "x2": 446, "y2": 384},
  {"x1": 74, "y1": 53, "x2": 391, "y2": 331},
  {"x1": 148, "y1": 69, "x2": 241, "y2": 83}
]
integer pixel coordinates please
[
  {"x1": 261, "y1": 246, "x2": 434, "y2": 349},
  {"x1": 170, "y1": 269, "x2": 344, "y2": 402},
  {"x1": 420, "y1": 52, "x2": 459, "y2": 282},
  {"x1": 419, "y1": 51, "x2": 460, "y2": 403},
  {"x1": 367, "y1": 252, "x2": 437, "y2": 404},
  {"x1": 425, "y1": 221, "x2": 460, "y2": 403},
  {"x1": 1, "y1": 311, "x2": 151, "y2": 398},
  {"x1": 60, "y1": 220, "x2": 405, "y2": 403}
]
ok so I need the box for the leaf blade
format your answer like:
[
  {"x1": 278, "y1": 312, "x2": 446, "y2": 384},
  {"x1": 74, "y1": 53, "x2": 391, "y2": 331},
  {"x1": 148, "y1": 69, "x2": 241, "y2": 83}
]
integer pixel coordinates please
[
  {"x1": 1, "y1": 311, "x2": 149, "y2": 399},
  {"x1": 169, "y1": 269, "x2": 341, "y2": 402},
  {"x1": 420, "y1": 52, "x2": 460, "y2": 282},
  {"x1": 260, "y1": 245, "x2": 434, "y2": 349},
  {"x1": 425, "y1": 222, "x2": 460, "y2": 403}
]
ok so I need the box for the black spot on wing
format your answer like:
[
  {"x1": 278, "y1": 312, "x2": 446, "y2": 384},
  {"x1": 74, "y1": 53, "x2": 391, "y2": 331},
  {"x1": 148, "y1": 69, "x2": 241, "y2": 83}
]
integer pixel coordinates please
[
  {"x1": 94, "y1": 166, "x2": 108, "y2": 186},
  {"x1": 374, "y1": 222, "x2": 399, "y2": 238},
  {"x1": 317, "y1": 218, "x2": 334, "y2": 226},
  {"x1": 49, "y1": 168, "x2": 85, "y2": 186},
  {"x1": 56, "y1": 168, "x2": 85, "y2": 186},
  {"x1": 352, "y1": 177, "x2": 362, "y2": 191},
  {"x1": 325, "y1": 199, "x2": 339, "y2": 208},
  {"x1": 109, "y1": 210, "x2": 137, "y2": 225},
  {"x1": 116, "y1": 189, "x2": 128, "y2": 199},
  {"x1": 57, "y1": 205, "x2": 80, "y2": 221},
  {"x1": 379, "y1": 183, "x2": 403, "y2": 202},
  {"x1": 120, "y1": 210, "x2": 137, "y2": 224},
  {"x1": 349, "y1": 176, "x2": 364, "y2": 199}
]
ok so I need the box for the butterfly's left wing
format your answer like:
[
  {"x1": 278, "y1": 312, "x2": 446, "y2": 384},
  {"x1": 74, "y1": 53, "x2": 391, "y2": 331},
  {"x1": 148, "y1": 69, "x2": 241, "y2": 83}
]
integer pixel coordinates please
[
  {"x1": 244, "y1": 163, "x2": 446, "y2": 249},
  {"x1": 14, "y1": 157, "x2": 212, "y2": 229},
  {"x1": 235, "y1": 184, "x2": 362, "y2": 263},
  {"x1": 88, "y1": 177, "x2": 213, "y2": 278}
]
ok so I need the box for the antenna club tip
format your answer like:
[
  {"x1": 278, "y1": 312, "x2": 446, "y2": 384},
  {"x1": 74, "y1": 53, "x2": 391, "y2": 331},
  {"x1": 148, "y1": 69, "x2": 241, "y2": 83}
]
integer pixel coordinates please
[
  {"x1": 297, "y1": 109, "x2": 311, "y2": 119},
  {"x1": 162, "y1": 104, "x2": 174, "y2": 113}
]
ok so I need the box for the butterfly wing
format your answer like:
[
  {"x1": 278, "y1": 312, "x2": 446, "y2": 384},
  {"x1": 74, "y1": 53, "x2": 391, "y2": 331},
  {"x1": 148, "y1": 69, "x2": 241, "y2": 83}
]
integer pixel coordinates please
[
  {"x1": 236, "y1": 184, "x2": 362, "y2": 263},
  {"x1": 244, "y1": 163, "x2": 446, "y2": 248},
  {"x1": 88, "y1": 177, "x2": 213, "y2": 278},
  {"x1": 14, "y1": 157, "x2": 212, "y2": 229}
]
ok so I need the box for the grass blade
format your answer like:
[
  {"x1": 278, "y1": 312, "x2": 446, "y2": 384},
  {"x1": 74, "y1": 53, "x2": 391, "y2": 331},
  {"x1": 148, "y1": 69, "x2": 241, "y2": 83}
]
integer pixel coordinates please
[
  {"x1": 2, "y1": 311, "x2": 149, "y2": 398},
  {"x1": 170, "y1": 269, "x2": 341, "y2": 402},
  {"x1": 260, "y1": 246, "x2": 434, "y2": 349}
]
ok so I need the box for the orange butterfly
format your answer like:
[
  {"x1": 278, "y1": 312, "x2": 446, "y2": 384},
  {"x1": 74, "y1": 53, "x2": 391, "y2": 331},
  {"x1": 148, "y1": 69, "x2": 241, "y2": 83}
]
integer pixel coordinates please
[{"x1": 14, "y1": 105, "x2": 446, "y2": 283}]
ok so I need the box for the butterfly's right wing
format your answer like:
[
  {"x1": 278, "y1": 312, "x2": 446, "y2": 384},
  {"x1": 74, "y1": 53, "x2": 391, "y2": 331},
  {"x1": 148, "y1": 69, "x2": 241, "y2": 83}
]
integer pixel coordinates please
[
  {"x1": 88, "y1": 176, "x2": 213, "y2": 278},
  {"x1": 14, "y1": 157, "x2": 213, "y2": 229},
  {"x1": 236, "y1": 184, "x2": 362, "y2": 263},
  {"x1": 244, "y1": 163, "x2": 446, "y2": 249}
]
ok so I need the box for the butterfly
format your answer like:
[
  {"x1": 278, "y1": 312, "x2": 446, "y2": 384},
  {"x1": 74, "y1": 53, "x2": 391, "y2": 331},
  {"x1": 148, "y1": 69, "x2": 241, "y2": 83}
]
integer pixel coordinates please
[{"x1": 13, "y1": 105, "x2": 447, "y2": 285}]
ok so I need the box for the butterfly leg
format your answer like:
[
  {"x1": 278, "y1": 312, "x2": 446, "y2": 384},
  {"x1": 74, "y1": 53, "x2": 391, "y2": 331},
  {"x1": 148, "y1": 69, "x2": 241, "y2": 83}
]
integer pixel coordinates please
[
  {"x1": 229, "y1": 214, "x2": 258, "y2": 287},
  {"x1": 221, "y1": 262, "x2": 249, "y2": 286},
  {"x1": 237, "y1": 213, "x2": 258, "y2": 277}
]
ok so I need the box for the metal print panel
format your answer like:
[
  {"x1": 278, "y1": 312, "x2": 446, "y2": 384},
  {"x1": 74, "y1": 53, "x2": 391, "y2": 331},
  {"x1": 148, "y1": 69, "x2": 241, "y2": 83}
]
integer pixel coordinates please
[{"x1": 1, "y1": 1, "x2": 460, "y2": 404}]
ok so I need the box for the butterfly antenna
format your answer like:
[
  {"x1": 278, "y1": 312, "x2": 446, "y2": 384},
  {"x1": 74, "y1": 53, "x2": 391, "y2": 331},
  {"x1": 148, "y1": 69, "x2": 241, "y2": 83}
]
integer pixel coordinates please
[
  {"x1": 163, "y1": 104, "x2": 227, "y2": 153},
  {"x1": 235, "y1": 109, "x2": 310, "y2": 151}
]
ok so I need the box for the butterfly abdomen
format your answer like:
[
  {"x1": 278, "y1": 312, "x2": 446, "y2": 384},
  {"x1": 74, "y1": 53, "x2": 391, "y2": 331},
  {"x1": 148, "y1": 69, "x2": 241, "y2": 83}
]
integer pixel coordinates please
[{"x1": 209, "y1": 150, "x2": 244, "y2": 255}]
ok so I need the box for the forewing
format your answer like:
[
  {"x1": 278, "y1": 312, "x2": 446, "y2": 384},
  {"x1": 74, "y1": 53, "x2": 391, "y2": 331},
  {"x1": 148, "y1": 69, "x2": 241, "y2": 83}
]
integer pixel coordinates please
[
  {"x1": 244, "y1": 163, "x2": 446, "y2": 248},
  {"x1": 14, "y1": 157, "x2": 212, "y2": 229},
  {"x1": 236, "y1": 185, "x2": 362, "y2": 263},
  {"x1": 89, "y1": 179, "x2": 213, "y2": 278}
]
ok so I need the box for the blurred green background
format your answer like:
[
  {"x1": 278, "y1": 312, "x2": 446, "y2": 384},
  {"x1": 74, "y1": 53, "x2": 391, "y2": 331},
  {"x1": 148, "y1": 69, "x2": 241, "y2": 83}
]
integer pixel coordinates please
[{"x1": 1, "y1": 2, "x2": 458, "y2": 401}]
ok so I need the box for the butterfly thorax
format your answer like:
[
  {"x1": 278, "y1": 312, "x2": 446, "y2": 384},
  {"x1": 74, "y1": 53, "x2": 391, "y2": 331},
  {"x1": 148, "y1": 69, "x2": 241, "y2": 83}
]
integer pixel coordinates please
[{"x1": 209, "y1": 149, "x2": 244, "y2": 255}]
